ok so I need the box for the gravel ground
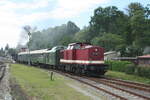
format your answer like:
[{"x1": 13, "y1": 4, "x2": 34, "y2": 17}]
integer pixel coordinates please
[
  {"x1": 66, "y1": 81, "x2": 118, "y2": 100},
  {"x1": 67, "y1": 83, "x2": 101, "y2": 100},
  {"x1": 105, "y1": 82, "x2": 150, "y2": 98},
  {"x1": 0, "y1": 64, "x2": 12, "y2": 100},
  {"x1": 73, "y1": 76, "x2": 146, "y2": 100}
]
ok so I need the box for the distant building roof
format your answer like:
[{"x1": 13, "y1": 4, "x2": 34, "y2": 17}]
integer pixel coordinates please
[
  {"x1": 138, "y1": 54, "x2": 150, "y2": 59},
  {"x1": 112, "y1": 57, "x2": 137, "y2": 60}
]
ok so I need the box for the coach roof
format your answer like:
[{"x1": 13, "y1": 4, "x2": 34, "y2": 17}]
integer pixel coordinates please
[{"x1": 18, "y1": 49, "x2": 48, "y2": 55}]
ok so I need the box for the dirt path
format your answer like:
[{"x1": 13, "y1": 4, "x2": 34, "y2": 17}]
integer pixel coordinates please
[{"x1": 0, "y1": 64, "x2": 12, "y2": 100}]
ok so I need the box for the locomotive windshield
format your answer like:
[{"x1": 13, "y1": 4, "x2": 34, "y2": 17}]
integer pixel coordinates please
[{"x1": 67, "y1": 43, "x2": 81, "y2": 49}]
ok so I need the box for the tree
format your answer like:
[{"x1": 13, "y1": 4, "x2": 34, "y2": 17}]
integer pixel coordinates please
[
  {"x1": 0, "y1": 48, "x2": 5, "y2": 56},
  {"x1": 127, "y1": 2, "x2": 150, "y2": 48},
  {"x1": 91, "y1": 33, "x2": 125, "y2": 51},
  {"x1": 74, "y1": 27, "x2": 91, "y2": 42},
  {"x1": 125, "y1": 44, "x2": 143, "y2": 57},
  {"x1": 90, "y1": 6, "x2": 127, "y2": 36},
  {"x1": 59, "y1": 35, "x2": 75, "y2": 46},
  {"x1": 8, "y1": 48, "x2": 17, "y2": 60},
  {"x1": 28, "y1": 21, "x2": 80, "y2": 50},
  {"x1": 145, "y1": 4, "x2": 150, "y2": 18},
  {"x1": 127, "y1": 2, "x2": 145, "y2": 17},
  {"x1": 5, "y1": 44, "x2": 9, "y2": 51},
  {"x1": 67, "y1": 21, "x2": 80, "y2": 34},
  {"x1": 4, "y1": 44, "x2": 9, "y2": 56}
]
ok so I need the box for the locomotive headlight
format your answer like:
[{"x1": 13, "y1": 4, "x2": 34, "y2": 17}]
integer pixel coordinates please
[{"x1": 95, "y1": 48, "x2": 98, "y2": 51}]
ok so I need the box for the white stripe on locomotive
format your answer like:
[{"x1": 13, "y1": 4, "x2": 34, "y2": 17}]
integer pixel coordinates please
[{"x1": 60, "y1": 59, "x2": 104, "y2": 64}]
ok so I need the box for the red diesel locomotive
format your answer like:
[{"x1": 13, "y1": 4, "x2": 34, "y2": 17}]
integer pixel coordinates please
[{"x1": 60, "y1": 43, "x2": 108, "y2": 76}]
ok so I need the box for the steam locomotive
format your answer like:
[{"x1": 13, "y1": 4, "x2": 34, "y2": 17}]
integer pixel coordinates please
[{"x1": 18, "y1": 43, "x2": 108, "y2": 76}]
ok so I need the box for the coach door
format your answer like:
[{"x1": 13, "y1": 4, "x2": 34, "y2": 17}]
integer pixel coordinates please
[{"x1": 43, "y1": 53, "x2": 48, "y2": 64}]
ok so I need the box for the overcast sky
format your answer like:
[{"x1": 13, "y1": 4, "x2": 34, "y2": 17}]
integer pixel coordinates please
[{"x1": 0, "y1": 0, "x2": 149, "y2": 48}]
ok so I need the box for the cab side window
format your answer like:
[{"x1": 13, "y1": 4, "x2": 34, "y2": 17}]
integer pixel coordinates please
[{"x1": 74, "y1": 44, "x2": 80, "y2": 49}]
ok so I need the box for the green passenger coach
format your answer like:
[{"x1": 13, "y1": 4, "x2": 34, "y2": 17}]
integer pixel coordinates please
[
  {"x1": 44, "y1": 46, "x2": 65, "y2": 66},
  {"x1": 18, "y1": 46, "x2": 66, "y2": 68}
]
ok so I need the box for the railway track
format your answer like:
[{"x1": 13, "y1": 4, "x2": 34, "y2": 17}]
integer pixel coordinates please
[
  {"x1": 0, "y1": 57, "x2": 9, "y2": 83},
  {"x1": 87, "y1": 77, "x2": 150, "y2": 100},
  {"x1": 99, "y1": 77, "x2": 150, "y2": 92},
  {"x1": 0, "y1": 64, "x2": 6, "y2": 82},
  {"x1": 53, "y1": 70, "x2": 127, "y2": 100},
  {"x1": 23, "y1": 63, "x2": 150, "y2": 100},
  {"x1": 49, "y1": 69, "x2": 150, "y2": 100}
]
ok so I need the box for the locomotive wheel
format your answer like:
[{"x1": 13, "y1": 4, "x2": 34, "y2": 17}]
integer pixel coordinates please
[
  {"x1": 85, "y1": 71, "x2": 90, "y2": 76},
  {"x1": 75, "y1": 68, "x2": 81, "y2": 75},
  {"x1": 75, "y1": 69, "x2": 78, "y2": 74},
  {"x1": 78, "y1": 68, "x2": 82, "y2": 75},
  {"x1": 81, "y1": 68, "x2": 85, "y2": 75}
]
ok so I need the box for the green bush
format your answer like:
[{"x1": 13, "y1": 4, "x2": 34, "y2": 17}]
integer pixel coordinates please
[
  {"x1": 105, "y1": 60, "x2": 150, "y2": 78},
  {"x1": 135, "y1": 66, "x2": 150, "y2": 78},
  {"x1": 124, "y1": 64, "x2": 136, "y2": 74},
  {"x1": 105, "y1": 60, "x2": 132, "y2": 72}
]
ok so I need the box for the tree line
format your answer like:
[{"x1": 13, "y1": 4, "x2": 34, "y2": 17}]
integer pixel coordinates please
[
  {"x1": 76, "y1": 2, "x2": 150, "y2": 56},
  {"x1": 1, "y1": 2, "x2": 149, "y2": 58},
  {"x1": 26, "y1": 2, "x2": 150, "y2": 57}
]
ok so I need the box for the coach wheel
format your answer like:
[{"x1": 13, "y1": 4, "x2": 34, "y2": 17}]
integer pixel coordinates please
[
  {"x1": 81, "y1": 69, "x2": 85, "y2": 75},
  {"x1": 72, "y1": 67, "x2": 75, "y2": 73},
  {"x1": 85, "y1": 71, "x2": 90, "y2": 76},
  {"x1": 75, "y1": 68, "x2": 81, "y2": 75},
  {"x1": 78, "y1": 68, "x2": 82, "y2": 75},
  {"x1": 63, "y1": 66, "x2": 66, "y2": 72}
]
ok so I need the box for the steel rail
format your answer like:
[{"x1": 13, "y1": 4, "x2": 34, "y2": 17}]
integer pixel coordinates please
[
  {"x1": 104, "y1": 77, "x2": 150, "y2": 88},
  {"x1": 51, "y1": 70, "x2": 127, "y2": 100},
  {"x1": 0, "y1": 65, "x2": 6, "y2": 82},
  {"x1": 98, "y1": 78, "x2": 150, "y2": 92},
  {"x1": 88, "y1": 77, "x2": 150, "y2": 100}
]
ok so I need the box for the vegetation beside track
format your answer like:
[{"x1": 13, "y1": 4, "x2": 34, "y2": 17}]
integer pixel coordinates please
[
  {"x1": 105, "y1": 70, "x2": 150, "y2": 84},
  {"x1": 10, "y1": 64, "x2": 91, "y2": 100},
  {"x1": 105, "y1": 60, "x2": 150, "y2": 78}
]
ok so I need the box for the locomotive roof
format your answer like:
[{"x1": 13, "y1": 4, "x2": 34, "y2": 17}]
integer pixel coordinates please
[
  {"x1": 68, "y1": 42, "x2": 91, "y2": 46},
  {"x1": 138, "y1": 54, "x2": 150, "y2": 59}
]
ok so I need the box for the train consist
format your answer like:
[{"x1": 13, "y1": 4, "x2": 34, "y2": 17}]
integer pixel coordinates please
[{"x1": 18, "y1": 43, "x2": 108, "y2": 76}]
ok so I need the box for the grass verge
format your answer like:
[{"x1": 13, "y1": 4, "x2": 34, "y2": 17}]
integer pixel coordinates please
[
  {"x1": 10, "y1": 64, "x2": 91, "y2": 100},
  {"x1": 105, "y1": 70, "x2": 150, "y2": 84}
]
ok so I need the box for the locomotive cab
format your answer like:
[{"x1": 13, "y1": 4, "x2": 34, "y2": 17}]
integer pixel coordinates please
[{"x1": 67, "y1": 43, "x2": 90, "y2": 50}]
